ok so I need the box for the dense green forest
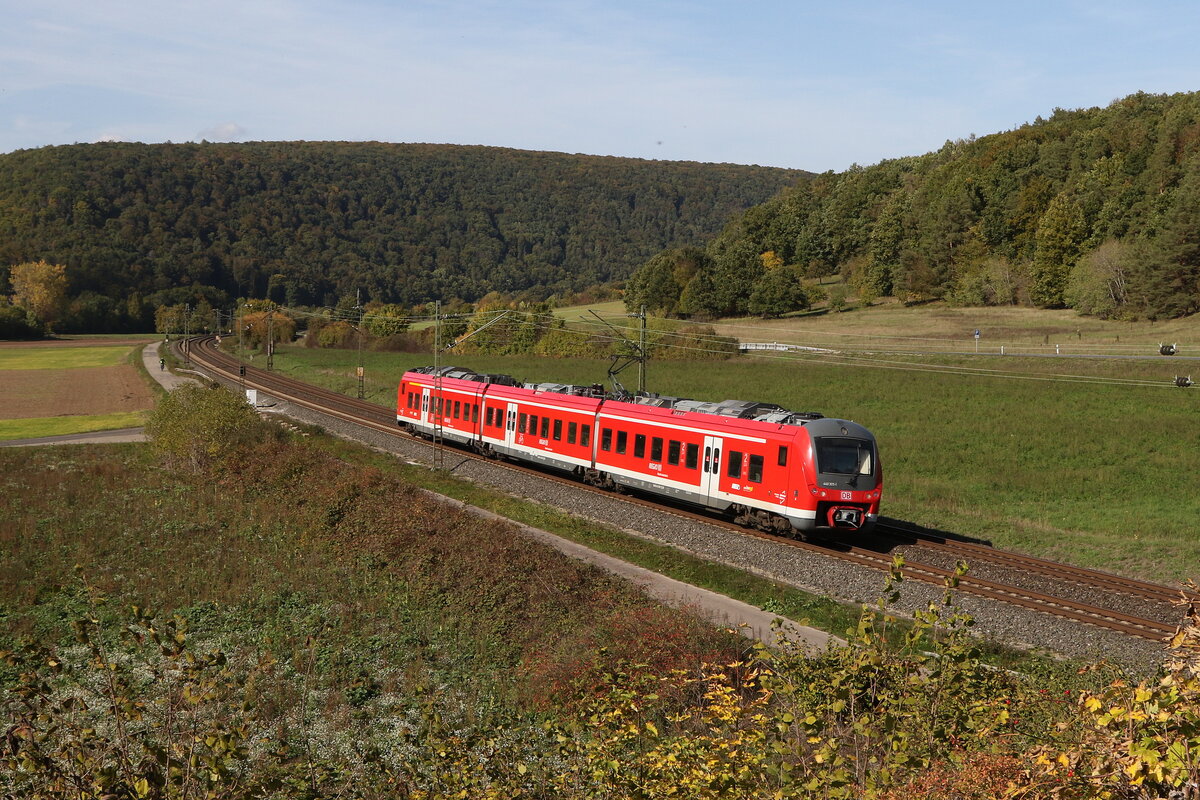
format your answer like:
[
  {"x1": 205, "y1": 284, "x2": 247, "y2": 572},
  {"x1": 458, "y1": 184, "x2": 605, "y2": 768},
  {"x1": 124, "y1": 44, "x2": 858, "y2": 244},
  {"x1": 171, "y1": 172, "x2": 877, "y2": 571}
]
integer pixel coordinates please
[
  {"x1": 625, "y1": 91, "x2": 1200, "y2": 320},
  {"x1": 0, "y1": 141, "x2": 803, "y2": 332}
]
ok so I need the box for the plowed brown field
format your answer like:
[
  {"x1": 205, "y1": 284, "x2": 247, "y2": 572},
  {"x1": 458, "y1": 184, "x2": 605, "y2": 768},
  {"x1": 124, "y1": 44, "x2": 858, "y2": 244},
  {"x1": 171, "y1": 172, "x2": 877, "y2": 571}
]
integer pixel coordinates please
[
  {"x1": 1, "y1": 365, "x2": 156, "y2": 419},
  {"x1": 0, "y1": 339, "x2": 157, "y2": 420}
]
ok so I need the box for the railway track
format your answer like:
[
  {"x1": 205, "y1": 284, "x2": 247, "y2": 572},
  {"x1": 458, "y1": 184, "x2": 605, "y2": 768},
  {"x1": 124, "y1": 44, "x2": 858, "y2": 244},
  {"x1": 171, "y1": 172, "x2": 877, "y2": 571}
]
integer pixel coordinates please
[
  {"x1": 184, "y1": 336, "x2": 1181, "y2": 644},
  {"x1": 871, "y1": 521, "x2": 1191, "y2": 609}
]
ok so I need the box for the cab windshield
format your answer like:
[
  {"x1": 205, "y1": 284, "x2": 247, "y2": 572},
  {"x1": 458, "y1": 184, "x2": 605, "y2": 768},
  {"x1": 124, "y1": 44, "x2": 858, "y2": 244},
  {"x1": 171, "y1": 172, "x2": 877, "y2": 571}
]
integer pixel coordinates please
[{"x1": 815, "y1": 437, "x2": 874, "y2": 476}]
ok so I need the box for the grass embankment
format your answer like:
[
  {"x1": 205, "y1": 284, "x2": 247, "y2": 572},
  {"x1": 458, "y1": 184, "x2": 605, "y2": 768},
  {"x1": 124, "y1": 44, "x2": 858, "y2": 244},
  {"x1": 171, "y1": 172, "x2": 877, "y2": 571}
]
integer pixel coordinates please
[{"x1": 267, "y1": 319, "x2": 1199, "y2": 585}]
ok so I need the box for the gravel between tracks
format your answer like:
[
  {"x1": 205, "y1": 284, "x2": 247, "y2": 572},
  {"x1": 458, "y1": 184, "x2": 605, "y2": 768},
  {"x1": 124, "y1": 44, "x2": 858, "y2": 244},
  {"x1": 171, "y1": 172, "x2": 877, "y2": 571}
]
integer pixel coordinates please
[{"x1": 260, "y1": 393, "x2": 1168, "y2": 673}]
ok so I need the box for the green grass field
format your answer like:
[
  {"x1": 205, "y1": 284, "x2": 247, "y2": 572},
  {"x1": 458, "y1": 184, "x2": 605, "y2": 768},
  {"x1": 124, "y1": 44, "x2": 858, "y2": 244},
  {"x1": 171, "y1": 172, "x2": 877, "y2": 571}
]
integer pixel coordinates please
[
  {"x1": 0, "y1": 412, "x2": 147, "y2": 441},
  {"x1": 0, "y1": 345, "x2": 137, "y2": 370},
  {"x1": 266, "y1": 339, "x2": 1200, "y2": 585}
]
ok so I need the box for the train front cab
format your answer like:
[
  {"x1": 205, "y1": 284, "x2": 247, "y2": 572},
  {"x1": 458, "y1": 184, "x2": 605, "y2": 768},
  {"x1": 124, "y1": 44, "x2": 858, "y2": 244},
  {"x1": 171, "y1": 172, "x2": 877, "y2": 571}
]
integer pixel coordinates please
[{"x1": 798, "y1": 418, "x2": 882, "y2": 534}]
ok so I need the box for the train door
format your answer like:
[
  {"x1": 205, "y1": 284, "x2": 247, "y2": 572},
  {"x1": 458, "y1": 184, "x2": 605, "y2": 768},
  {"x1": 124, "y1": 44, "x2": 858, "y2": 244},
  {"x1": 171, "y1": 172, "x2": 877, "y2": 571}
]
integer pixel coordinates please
[
  {"x1": 701, "y1": 435, "x2": 722, "y2": 498},
  {"x1": 421, "y1": 388, "x2": 431, "y2": 428},
  {"x1": 504, "y1": 402, "x2": 518, "y2": 450}
]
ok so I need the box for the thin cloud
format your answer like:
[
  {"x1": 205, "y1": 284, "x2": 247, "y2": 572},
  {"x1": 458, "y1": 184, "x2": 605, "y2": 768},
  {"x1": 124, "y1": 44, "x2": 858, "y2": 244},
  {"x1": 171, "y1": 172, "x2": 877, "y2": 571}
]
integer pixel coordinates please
[{"x1": 197, "y1": 122, "x2": 247, "y2": 142}]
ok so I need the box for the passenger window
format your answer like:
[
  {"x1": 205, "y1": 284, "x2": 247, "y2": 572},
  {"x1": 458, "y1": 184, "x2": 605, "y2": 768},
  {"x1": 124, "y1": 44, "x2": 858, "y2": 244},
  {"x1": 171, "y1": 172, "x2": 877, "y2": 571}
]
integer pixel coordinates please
[
  {"x1": 472, "y1": 404, "x2": 479, "y2": 423},
  {"x1": 529, "y1": 415, "x2": 538, "y2": 435},
  {"x1": 651, "y1": 437, "x2": 663, "y2": 461},
  {"x1": 749, "y1": 454, "x2": 764, "y2": 483},
  {"x1": 685, "y1": 443, "x2": 699, "y2": 469},
  {"x1": 727, "y1": 450, "x2": 743, "y2": 479},
  {"x1": 553, "y1": 419, "x2": 563, "y2": 440},
  {"x1": 616, "y1": 430, "x2": 628, "y2": 454},
  {"x1": 454, "y1": 401, "x2": 461, "y2": 419},
  {"x1": 518, "y1": 413, "x2": 528, "y2": 433},
  {"x1": 582, "y1": 424, "x2": 591, "y2": 444},
  {"x1": 634, "y1": 434, "x2": 646, "y2": 458},
  {"x1": 778, "y1": 446, "x2": 788, "y2": 466},
  {"x1": 668, "y1": 440, "x2": 681, "y2": 465},
  {"x1": 540, "y1": 417, "x2": 550, "y2": 438},
  {"x1": 601, "y1": 428, "x2": 612, "y2": 451},
  {"x1": 568, "y1": 421, "x2": 577, "y2": 444}
]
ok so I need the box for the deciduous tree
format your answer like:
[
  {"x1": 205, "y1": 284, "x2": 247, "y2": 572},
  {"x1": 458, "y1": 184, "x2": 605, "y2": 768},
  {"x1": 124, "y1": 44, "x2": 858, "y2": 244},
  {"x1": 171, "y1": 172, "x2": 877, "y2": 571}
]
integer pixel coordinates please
[
  {"x1": 1030, "y1": 192, "x2": 1086, "y2": 307},
  {"x1": 9, "y1": 260, "x2": 68, "y2": 331}
]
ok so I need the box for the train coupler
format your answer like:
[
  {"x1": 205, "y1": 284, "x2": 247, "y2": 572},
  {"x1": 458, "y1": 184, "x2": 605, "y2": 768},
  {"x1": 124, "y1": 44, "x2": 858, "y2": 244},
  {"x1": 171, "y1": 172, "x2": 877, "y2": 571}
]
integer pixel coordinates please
[{"x1": 827, "y1": 506, "x2": 864, "y2": 530}]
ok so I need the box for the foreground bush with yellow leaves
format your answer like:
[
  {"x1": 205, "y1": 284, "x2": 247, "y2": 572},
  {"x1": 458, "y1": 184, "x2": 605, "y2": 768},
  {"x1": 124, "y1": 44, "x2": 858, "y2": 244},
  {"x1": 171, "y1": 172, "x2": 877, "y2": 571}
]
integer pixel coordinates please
[{"x1": 4, "y1": 565, "x2": 1198, "y2": 799}]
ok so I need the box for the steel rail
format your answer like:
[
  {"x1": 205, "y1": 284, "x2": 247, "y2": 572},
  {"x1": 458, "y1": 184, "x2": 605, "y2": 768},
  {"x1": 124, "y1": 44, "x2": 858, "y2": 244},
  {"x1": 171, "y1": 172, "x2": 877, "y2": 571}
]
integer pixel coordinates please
[{"x1": 873, "y1": 521, "x2": 1193, "y2": 607}]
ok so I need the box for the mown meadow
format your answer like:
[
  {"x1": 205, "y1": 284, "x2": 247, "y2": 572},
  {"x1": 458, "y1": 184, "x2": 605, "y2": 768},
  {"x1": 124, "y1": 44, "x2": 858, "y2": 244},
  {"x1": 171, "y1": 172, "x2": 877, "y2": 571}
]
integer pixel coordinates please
[
  {"x1": 6, "y1": 384, "x2": 1200, "y2": 798},
  {"x1": 267, "y1": 339, "x2": 1200, "y2": 585}
]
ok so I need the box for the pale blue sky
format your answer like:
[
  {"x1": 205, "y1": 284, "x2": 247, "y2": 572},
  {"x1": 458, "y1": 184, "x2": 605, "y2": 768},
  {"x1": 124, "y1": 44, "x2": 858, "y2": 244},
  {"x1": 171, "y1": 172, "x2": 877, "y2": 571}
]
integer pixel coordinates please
[{"x1": 3, "y1": 1, "x2": 1198, "y2": 171}]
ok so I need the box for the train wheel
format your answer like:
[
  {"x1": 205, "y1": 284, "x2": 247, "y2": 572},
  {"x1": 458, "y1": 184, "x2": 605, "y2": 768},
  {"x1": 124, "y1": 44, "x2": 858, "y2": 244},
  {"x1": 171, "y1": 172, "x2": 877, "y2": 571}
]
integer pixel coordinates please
[
  {"x1": 582, "y1": 469, "x2": 606, "y2": 488},
  {"x1": 731, "y1": 504, "x2": 753, "y2": 527}
]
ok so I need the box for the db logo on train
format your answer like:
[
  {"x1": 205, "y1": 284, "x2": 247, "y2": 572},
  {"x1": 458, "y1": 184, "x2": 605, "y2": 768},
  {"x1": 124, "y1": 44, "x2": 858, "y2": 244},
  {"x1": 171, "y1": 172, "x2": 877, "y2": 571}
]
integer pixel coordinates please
[{"x1": 841, "y1": 491, "x2": 853, "y2": 500}]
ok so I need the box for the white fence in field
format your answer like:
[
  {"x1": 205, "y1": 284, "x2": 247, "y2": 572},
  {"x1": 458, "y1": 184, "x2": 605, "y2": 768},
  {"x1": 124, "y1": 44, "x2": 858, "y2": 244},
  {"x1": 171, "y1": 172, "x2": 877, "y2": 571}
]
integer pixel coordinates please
[{"x1": 738, "y1": 342, "x2": 834, "y2": 354}]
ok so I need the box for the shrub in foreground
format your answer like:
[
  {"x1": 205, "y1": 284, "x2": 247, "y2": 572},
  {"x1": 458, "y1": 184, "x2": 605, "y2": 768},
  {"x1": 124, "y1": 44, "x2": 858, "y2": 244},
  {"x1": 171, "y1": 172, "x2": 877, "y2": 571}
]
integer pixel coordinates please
[{"x1": 145, "y1": 383, "x2": 268, "y2": 473}]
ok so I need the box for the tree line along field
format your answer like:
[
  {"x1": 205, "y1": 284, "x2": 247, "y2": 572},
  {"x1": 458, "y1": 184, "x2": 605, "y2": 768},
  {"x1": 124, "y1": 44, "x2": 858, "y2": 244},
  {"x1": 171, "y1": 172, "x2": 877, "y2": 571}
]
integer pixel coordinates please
[{"x1": 266, "y1": 341, "x2": 1200, "y2": 586}]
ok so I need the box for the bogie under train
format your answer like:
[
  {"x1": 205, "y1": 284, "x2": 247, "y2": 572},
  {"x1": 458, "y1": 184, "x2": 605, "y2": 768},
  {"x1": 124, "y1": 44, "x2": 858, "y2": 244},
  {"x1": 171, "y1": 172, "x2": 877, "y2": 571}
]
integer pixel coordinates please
[{"x1": 397, "y1": 366, "x2": 882, "y2": 536}]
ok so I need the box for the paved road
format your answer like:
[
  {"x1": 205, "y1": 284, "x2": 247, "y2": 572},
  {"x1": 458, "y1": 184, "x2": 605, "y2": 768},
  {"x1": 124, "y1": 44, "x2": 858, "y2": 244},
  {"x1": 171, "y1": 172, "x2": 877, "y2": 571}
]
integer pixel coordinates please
[{"x1": 143, "y1": 340, "x2": 205, "y2": 391}]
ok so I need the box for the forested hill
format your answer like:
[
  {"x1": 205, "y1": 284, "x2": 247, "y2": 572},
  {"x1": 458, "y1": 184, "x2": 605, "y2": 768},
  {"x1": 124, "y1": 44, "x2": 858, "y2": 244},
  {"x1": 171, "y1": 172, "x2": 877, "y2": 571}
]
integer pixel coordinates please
[
  {"x1": 0, "y1": 141, "x2": 804, "y2": 319},
  {"x1": 625, "y1": 90, "x2": 1200, "y2": 320}
]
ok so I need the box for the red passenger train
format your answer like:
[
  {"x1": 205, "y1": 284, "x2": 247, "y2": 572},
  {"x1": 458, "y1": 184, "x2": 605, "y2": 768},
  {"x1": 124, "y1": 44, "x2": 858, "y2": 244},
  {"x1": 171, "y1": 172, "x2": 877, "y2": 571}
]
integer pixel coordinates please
[{"x1": 397, "y1": 366, "x2": 882, "y2": 536}]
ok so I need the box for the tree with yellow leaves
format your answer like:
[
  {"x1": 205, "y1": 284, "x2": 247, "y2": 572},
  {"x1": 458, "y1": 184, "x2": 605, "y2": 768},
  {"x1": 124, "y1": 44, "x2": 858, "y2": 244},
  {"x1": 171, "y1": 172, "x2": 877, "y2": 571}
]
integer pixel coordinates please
[{"x1": 9, "y1": 260, "x2": 68, "y2": 332}]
